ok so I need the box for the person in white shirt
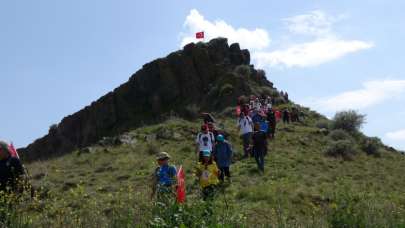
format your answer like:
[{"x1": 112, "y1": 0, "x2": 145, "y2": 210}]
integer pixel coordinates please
[
  {"x1": 195, "y1": 124, "x2": 215, "y2": 161},
  {"x1": 237, "y1": 112, "x2": 254, "y2": 158}
]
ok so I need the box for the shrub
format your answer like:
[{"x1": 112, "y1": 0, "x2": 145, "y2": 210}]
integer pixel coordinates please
[
  {"x1": 328, "y1": 129, "x2": 353, "y2": 141},
  {"x1": 325, "y1": 139, "x2": 358, "y2": 160},
  {"x1": 234, "y1": 65, "x2": 251, "y2": 77},
  {"x1": 273, "y1": 96, "x2": 286, "y2": 105},
  {"x1": 220, "y1": 83, "x2": 234, "y2": 96},
  {"x1": 331, "y1": 110, "x2": 366, "y2": 133},
  {"x1": 315, "y1": 119, "x2": 330, "y2": 129},
  {"x1": 361, "y1": 137, "x2": 382, "y2": 156}
]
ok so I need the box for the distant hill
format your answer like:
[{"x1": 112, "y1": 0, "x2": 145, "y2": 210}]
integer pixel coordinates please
[{"x1": 19, "y1": 38, "x2": 278, "y2": 162}]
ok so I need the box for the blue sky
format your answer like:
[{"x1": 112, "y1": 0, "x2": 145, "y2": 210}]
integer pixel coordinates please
[{"x1": 1, "y1": 0, "x2": 404, "y2": 151}]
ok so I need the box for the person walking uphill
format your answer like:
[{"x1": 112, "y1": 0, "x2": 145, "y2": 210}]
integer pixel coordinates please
[
  {"x1": 150, "y1": 152, "x2": 177, "y2": 203},
  {"x1": 195, "y1": 150, "x2": 220, "y2": 200},
  {"x1": 0, "y1": 141, "x2": 25, "y2": 194},
  {"x1": 237, "y1": 112, "x2": 253, "y2": 158},
  {"x1": 252, "y1": 123, "x2": 268, "y2": 173},
  {"x1": 267, "y1": 109, "x2": 276, "y2": 139},
  {"x1": 213, "y1": 135, "x2": 233, "y2": 182}
]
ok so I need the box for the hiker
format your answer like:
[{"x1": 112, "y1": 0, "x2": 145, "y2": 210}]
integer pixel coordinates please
[
  {"x1": 291, "y1": 107, "x2": 299, "y2": 122},
  {"x1": 0, "y1": 141, "x2": 25, "y2": 194},
  {"x1": 202, "y1": 113, "x2": 216, "y2": 124},
  {"x1": 241, "y1": 103, "x2": 250, "y2": 116},
  {"x1": 237, "y1": 112, "x2": 253, "y2": 158},
  {"x1": 207, "y1": 122, "x2": 219, "y2": 140},
  {"x1": 267, "y1": 108, "x2": 276, "y2": 139},
  {"x1": 251, "y1": 123, "x2": 267, "y2": 172},
  {"x1": 266, "y1": 96, "x2": 272, "y2": 111},
  {"x1": 213, "y1": 135, "x2": 233, "y2": 182},
  {"x1": 251, "y1": 109, "x2": 263, "y2": 124},
  {"x1": 253, "y1": 97, "x2": 262, "y2": 111},
  {"x1": 284, "y1": 92, "x2": 289, "y2": 102},
  {"x1": 275, "y1": 109, "x2": 282, "y2": 122},
  {"x1": 195, "y1": 150, "x2": 220, "y2": 200},
  {"x1": 196, "y1": 124, "x2": 215, "y2": 161},
  {"x1": 283, "y1": 108, "x2": 290, "y2": 124},
  {"x1": 150, "y1": 152, "x2": 177, "y2": 202}
]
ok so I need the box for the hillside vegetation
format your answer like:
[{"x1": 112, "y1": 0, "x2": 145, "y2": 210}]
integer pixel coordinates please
[{"x1": 5, "y1": 103, "x2": 405, "y2": 227}]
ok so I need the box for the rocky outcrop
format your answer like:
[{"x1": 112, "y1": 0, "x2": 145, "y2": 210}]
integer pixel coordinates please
[{"x1": 19, "y1": 37, "x2": 276, "y2": 162}]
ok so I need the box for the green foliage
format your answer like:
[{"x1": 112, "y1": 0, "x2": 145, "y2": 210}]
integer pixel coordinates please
[
  {"x1": 325, "y1": 139, "x2": 358, "y2": 160},
  {"x1": 328, "y1": 129, "x2": 353, "y2": 141},
  {"x1": 219, "y1": 84, "x2": 234, "y2": 96},
  {"x1": 11, "y1": 115, "x2": 405, "y2": 227},
  {"x1": 361, "y1": 137, "x2": 382, "y2": 156},
  {"x1": 234, "y1": 65, "x2": 251, "y2": 77},
  {"x1": 331, "y1": 110, "x2": 366, "y2": 133},
  {"x1": 315, "y1": 119, "x2": 330, "y2": 129}
]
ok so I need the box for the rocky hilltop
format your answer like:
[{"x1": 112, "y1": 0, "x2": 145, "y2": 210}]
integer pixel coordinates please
[{"x1": 20, "y1": 38, "x2": 278, "y2": 161}]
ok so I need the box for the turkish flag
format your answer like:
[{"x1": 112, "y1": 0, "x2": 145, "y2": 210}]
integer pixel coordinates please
[
  {"x1": 196, "y1": 31, "x2": 204, "y2": 39},
  {"x1": 176, "y1": 166, "x2": 186, "y2": 204},
  {"x1": 8, "y1": 143, "x2": 19, "y2": 158}
]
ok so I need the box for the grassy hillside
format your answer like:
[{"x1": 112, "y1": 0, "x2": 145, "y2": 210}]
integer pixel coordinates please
[{"x1": 6, "y1": 105, "x2": 405, "y2": 227}]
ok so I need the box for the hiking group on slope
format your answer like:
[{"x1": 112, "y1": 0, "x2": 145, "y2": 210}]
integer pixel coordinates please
[{"x1": 151, "y1": 94, "x2": 300, "y2": 203}]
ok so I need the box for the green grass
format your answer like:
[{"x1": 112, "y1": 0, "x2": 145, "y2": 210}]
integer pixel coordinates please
[{"x1": 4, "y1": 107, "x2": 405, "y2": 227}]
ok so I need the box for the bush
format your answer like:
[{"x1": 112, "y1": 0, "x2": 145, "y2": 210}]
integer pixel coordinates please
[
  {"x1": 328, "y1": 129, "x2": 353, "y2": 141},
  {"x1": 361, "y1": 137, "x2": 382, "y2": 156},
  {"x1": 325, "y1": 139, "x2": 358, "y2": 160},
  {"x1": 273, "y1": 96, "x2": 286, "y2": 105},
  {"x1": 331, "y1": 110, "x2": 366, "y2": 133},
  {"x1": 315, "y1": 119, "x2": 330, "y2": 129},
  {"x1": 234, "y1": 65, "x2": 251, "y2": 77},
  {"x1": 220, "y1": 84, "x2": 234, "y2": 96}
]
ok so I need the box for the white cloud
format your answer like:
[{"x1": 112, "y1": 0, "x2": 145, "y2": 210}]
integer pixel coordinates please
[
  {"x1": 180, "y1": 9, "x2": 271, "y2": 50},
  {"x1": 386, "y1": 129, "x2": 405, "y2": 141},
  {"x1": 254, "y1": 39, "x2": 373, "y2": 68},
  {"x1": 283, "y1": 10, "x2": 344, "y2": 37},
  {"x1": 253, "y1": 10, "x2": 373, "y2": 68},
  {"x1": 179, "y1": 9, "x2": 373, "y2": 68},
  {"x1": 305, "y1": 79, "x2": 405, "y2": 113}
]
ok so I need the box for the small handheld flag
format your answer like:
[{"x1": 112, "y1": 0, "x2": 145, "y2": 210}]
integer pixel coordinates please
[
  {"x1": 176, "y1": 166, "x2": 186, "y2": 204},
  {"x1": 195, "y1": 31, "x2": 204, "y2": 39}
]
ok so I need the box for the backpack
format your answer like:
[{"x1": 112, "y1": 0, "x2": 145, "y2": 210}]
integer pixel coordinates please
[{"x1": 198, "y1": 132, "x2": 215, "y2": 144}]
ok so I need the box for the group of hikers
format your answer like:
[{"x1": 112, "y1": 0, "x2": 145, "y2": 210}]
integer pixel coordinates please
[
  {"x1": 151, "y1": 94, "x2": 301, "y2": 203},
  {"x1": 0, "y1": 93, "x2": 299, "y2": 206}
]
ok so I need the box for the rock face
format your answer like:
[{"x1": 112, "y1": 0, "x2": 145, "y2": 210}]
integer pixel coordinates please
[{"x1": 19, "y1": 38, "x2": 276, "y2": 162}]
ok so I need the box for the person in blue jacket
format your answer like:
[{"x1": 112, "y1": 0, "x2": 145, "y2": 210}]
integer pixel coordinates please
[
  {"x1": 150, "y1": 152, "x2": 177, "y2": 202},
  {"x1": 213, "y1": 135, "x2": 233, "y2": 182}
]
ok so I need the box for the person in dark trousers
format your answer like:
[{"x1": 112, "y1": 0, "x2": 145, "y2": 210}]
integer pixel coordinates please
[
  {"x1": 267, "y1": 108, "x2": 276, "y2": 139},
  {"x1": 282, "y1": 108, "x2": 290, "y2": 124},
  {"x1": 0, "y1": 141, "x2": 25, "y2": 194},
  {"x1": 213, "y1": 135, "x2": 233, "y2": 182},
  {"x1": 237, "y1": 112, "x2": 253, "y2": 158},
  {"x1": 251, "y1": 123, "x2": 267, "y2": 173}
]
